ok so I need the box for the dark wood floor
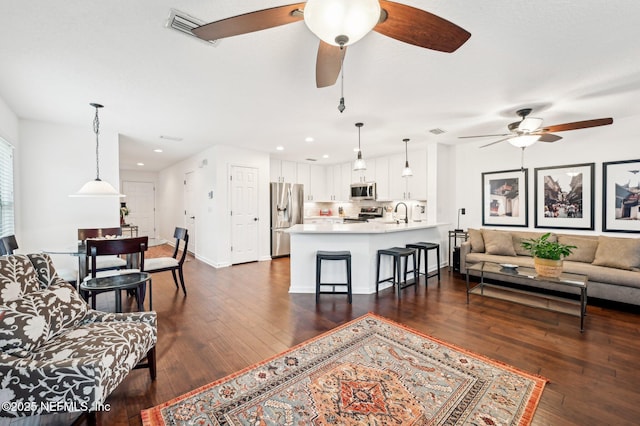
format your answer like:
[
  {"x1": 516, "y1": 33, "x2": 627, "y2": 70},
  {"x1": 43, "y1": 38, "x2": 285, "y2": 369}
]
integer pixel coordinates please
[{"x1": 42, "y1": 245, "x2": 640, "y2": 425}]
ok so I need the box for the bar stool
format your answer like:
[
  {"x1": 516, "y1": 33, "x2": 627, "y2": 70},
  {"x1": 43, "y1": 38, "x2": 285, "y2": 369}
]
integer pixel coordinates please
[
  {"x1": 376, "y1": 247, "x2": 418, "y2": 298},
  {"x1": 316, "y1": 250, "x2": 352, "y2": 304},
  {"x1": 406, "y1": 242, "x2": 441, "y2": 283}
]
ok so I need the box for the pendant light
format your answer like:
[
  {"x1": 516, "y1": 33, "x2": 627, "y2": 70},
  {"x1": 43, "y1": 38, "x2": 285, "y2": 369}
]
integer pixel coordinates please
[
  {"x1": 70, "y1": 103, "x2": 124, "y2": 197},
  {"x1": 353, "y1": 122, "x2": 366, "y2": 171},
  {"x1": 401, "y1": 138, "x2": 413, "y2": 177}
]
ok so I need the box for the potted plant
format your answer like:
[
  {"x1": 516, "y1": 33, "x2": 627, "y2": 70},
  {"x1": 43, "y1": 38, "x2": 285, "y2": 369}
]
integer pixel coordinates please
[
  {"x1": 521, "y1": 232, "x2": 576, "y2": 277},
  {"x1": 120, "y1": 203, "x2": 129, "y2": 226}
]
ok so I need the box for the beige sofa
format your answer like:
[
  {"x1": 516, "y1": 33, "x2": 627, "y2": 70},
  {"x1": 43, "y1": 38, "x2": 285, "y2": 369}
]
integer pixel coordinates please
[{"x1": 460, "y1": 228, "x2": 640, "y2": 306}]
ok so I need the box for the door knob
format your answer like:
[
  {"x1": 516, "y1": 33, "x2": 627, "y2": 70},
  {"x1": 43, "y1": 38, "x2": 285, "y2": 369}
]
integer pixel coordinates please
[
  {"x1": 253, "y1": 218, "x2": 259, "y2": 221},
  {"x1": 190, "y1": 216, "x2": 195, "y2": 219}
]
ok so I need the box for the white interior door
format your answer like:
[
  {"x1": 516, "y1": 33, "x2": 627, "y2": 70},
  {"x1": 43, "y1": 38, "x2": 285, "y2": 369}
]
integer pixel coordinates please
[
  {"x1": 231, "y1": 165, "x2": 259, "y2": 264},
  {"x1": 184, "y1": 171, "x2": 196, "y2": 253},
  {"x1": 122, "y1": 181, "x2": 155, "y2": 237}
]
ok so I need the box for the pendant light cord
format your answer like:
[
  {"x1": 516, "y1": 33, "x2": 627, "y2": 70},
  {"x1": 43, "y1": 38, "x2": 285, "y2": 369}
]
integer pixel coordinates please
[
  {"x1": 338, "y1": 48, "x2": 346, "y2": 113},
  {"x1": 93, "y1": 106, "x2": 101, "y2": 180}
]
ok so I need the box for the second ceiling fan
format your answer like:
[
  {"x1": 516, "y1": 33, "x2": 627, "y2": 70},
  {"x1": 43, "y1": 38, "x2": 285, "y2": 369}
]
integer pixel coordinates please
[{"x1": 192, "y1": 0, "x2": 471, "y2": 88}]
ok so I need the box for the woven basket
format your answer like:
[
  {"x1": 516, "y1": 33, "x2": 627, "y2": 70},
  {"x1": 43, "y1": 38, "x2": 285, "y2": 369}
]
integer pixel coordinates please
[{"x1": 534, "y1": 257, "x2": 563, "y2": 278}]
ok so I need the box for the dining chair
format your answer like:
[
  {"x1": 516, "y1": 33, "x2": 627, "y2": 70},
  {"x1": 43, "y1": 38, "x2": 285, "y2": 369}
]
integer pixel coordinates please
[
  {"x1": 144, "y1": 227, "x2": 189, "y2": 296},
  {"x1": 0, "y1": 235, "x2": 18, "y2": 255},
  {"x1": 78, "y1": 227, "x2": 127, "y2": 274},
  {"x1": 84, "y1": 236, "x2": 149, "y2": 309}
]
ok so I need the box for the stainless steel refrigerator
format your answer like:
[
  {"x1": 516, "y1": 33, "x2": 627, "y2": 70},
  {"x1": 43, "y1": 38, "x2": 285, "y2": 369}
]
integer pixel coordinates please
[{"x1": 270, "y1": 182, "x2": 304, "y2": 257}]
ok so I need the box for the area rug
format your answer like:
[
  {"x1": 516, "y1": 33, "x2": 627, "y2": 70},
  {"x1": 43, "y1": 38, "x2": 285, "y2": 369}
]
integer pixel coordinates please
[{"x1": 141, "y1": 313, "x2": 547, "y2": 425}]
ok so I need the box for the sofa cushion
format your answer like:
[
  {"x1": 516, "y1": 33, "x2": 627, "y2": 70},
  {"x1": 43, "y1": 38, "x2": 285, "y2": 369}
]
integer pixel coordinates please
[
  {"x1": 482, "y1": 229, "x2": 516, "y2": 256},
  {"x1": 0, "y1": 255, "x2": 41, "y2": 304},
  {"x1": 468, "y1": 228, "x2": 485, "y2": 253},
  {"x1": 558, "y1": 235, "x2": 599, "y2": 263},
  {"x1": 27, "y1": 253, "x2": 69, "y2": 289},
  {"x1": 0, "y1": 283, "x2": 88, "y2": 357},
  {"x1": 592, "y1": 236, "x2": 640, "y2": 270}
]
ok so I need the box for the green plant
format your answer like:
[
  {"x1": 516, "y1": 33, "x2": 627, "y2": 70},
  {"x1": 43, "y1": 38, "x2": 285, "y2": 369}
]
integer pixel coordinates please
[{"x1": 520, "y1": 232, "x2": 576, "y2": 260}]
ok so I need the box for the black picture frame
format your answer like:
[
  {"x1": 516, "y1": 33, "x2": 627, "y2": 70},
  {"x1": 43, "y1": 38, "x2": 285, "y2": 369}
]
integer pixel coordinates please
[
  {"x1": 602, "y1": 159, "x2": 640, "y2": 233},
  {"x1": 534, "y1": 163, "x2": 595, "y2": 230},
  {"x1": 481, "y1": 168, "x2": 528, "y2": 227}
]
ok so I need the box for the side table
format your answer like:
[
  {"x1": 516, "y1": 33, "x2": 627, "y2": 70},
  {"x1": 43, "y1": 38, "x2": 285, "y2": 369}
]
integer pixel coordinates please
[
  {"x1": 80, "y1": 272, "x2": 152, "y2": 313},
  {"x1": 448, "y1": 230, "x2": 469, "y2": 271}
]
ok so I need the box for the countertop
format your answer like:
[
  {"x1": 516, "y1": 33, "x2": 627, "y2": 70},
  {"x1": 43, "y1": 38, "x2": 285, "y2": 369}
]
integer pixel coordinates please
[{"x1": 287, "y1": 221, "x2": 444, "y2": 234}]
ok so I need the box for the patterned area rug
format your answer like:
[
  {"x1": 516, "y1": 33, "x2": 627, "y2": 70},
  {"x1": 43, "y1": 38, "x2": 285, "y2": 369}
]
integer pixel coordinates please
[{"x1": 141, "y1": 313, "x2": 546, "y2": 425}]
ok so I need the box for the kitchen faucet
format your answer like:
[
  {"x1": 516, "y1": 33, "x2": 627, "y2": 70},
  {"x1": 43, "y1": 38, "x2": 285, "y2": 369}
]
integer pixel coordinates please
[{"x1": 394, "y1": 202, "x2": 408, "y2": 224}]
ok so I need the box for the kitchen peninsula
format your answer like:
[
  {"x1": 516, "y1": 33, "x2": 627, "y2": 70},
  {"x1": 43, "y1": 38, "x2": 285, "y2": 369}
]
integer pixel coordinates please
[{"x1": 287, "y1": 221, "x2": 446, "y2": 294}]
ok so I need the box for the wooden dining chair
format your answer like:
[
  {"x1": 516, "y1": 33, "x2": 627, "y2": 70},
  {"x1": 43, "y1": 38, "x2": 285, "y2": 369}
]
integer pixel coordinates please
[
  {"x1": 0, "y1": 235, "x2": 18, "y2": 255},
  {"x1": 84, "y1": 236, "x2": 149, "y2": 309},
  {"x1": 78, "y1": 227, "x2": 127, "y2": 274},
  {"x1": 144, "y1": 228, "x2": 189, "y2": 296}
]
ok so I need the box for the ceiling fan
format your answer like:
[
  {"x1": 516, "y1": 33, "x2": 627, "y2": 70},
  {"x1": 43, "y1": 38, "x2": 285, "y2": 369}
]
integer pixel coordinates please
[
  {"x1": 192, "y1": 0, "x2": 471, "y2": 88},
  {"x1": 459, "y1": 108, "x2": 614, "y2": 148}
]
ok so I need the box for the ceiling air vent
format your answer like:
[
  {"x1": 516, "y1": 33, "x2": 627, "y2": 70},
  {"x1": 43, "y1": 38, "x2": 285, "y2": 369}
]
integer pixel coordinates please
[
  {"x1": 305, "y1": 158, "x2": 317, "y2": 162},
  {"x1": 429, "y1": 128, "x2": 446, "y2": 135},
  {"x1": 166, "y1": 9, "x2": 220, "y2": 46}
]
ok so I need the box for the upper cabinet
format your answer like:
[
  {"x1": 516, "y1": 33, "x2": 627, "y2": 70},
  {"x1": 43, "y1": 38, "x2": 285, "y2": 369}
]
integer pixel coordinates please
[
  {"x1": 388, "y1": 148, "x2": 427, "y2": 200},
  {"x1": 270, "y1": 159, "x2": 297, "y2": 183},
  {"x1": 374, "y1": 156, "x2": 390, "y2": 200},
  {"x1": 352, "y1": 160, "x2": 376, "y2": 183},
  {"x1": 298, "y1": 163, "x2": 326, "y2": 201}
]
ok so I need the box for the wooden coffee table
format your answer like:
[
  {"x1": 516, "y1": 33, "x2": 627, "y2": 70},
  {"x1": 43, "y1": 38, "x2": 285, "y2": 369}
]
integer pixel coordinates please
[{"x1": 466, "y1": 262, "x2": 588, "y2": 332}]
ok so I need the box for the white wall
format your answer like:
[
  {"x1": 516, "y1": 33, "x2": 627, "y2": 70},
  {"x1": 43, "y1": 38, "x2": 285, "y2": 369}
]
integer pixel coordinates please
[
  {"x1": 156, "y1": 144, "x2": 271, "y2": 268},
  {"x1": 454, "y1": 115, "x2": 638, "y2": 236}
]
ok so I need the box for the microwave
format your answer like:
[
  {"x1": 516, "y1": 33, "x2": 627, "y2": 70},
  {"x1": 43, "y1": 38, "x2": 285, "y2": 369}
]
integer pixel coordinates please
[{"x1": 350, "y1": 182, "x2": 377, "y2": 201}]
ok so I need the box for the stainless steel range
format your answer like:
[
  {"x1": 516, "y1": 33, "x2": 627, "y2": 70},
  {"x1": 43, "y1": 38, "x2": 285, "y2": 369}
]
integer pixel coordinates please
[{"x1": 342, "y1": 206, "x2": 384, "y2": 223}]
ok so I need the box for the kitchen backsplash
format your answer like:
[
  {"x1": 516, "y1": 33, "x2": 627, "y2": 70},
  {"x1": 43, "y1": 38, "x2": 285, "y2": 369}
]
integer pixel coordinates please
[{"x1": 304, "y1": 200, "x2": 427, "y2": 222}]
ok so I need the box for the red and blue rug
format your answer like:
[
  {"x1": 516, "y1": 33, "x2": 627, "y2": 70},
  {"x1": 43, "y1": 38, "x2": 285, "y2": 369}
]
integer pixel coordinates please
[{"x1": 142, "y1": 313, "x2": 546, "y2": 425}]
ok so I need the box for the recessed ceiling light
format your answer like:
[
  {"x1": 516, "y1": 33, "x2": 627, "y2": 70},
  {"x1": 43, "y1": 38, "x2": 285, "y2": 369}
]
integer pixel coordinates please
[
  {"x1": 305, "y1": 137, "x2": 314, "y2": 142},
  {"x1": 154, "y1": 149, "x2": 163, "y2": 153},
  {"x1": 323, "y1": 154, "x2": 329, "y2": 158},
  {"x1": 276, "y1": 146, "x2": 284, "y2": 151},
  {"x1": 137, "y1": 162, "x2": 144, "y2": 166}
]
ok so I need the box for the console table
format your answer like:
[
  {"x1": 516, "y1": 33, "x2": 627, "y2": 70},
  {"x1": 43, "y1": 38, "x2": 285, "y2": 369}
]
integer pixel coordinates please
[{"x1": 121, "y1": 224, "x2": 139, "y2": 237}]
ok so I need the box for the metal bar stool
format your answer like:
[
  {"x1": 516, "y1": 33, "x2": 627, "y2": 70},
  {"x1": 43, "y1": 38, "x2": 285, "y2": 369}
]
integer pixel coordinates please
[
  {"x1": 376, "y1": 247, "x2": 418, "y2": 298},
  {"x1": 316, "y1": 250, "x2": 352, "y2": 304},
  {"x1": 406, "y1": 242, "x2": 441, "y2": 283}
]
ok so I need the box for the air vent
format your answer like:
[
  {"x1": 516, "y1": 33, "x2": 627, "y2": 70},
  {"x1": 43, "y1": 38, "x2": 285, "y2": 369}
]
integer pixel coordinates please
[
  {"x1": 166, "y1": 9, "x2": 220, "y2": 46},
  {"x1": 305, "y1": 158, "x2": 318, "y2": 162},
  {"x1": 429, "y1": 128, "x2": 446, "y2": 135}
]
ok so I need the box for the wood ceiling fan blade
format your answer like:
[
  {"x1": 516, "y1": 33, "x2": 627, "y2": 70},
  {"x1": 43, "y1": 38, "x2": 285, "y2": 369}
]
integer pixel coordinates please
[
  {"x1": 374, "y1": 0, "x2": 471, "y2": 52},
  {"x1": 192, "y1": 2, "x2": 306, "y2": 41},
  {"x1": 480, "y1": 137, "x2": 512, "y2": 148},
  {"x1": 540, "y1": 118, "x2": 613, "y2": 133},
  {"x1": 459, "y1": 133, "x2": 511, "y2": 139},
  {"x1": 537, "y1": 133, "x2": 563, "y2": 143},
  {"x1": 316, "y1": 42, "x2": 346, "y2": 88}
]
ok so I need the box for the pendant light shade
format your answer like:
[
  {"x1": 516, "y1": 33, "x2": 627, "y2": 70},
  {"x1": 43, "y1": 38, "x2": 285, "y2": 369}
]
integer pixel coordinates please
[
  {"x1": 353, "y1": 122, "x2": 367, "y2": 171},
  {"x1": 304, "y1": 0, "x2": 381, "y2": 47},
  {"x1": 70, "y1": 103, "x2": 124, "y2": 197},
  {"x1": 401, "y1": 138, "x2": 413, "y2": 177}
]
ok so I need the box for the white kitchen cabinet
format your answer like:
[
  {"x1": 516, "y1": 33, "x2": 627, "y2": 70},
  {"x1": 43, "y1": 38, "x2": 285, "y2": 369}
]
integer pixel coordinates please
[
  {"x1": 324, "y1": 164, "x2": 344, "y2": 201},
  {"x1": 270, "y1": 159, "x2": 297, "y2": 183},
  {"x1": 353, "y1": 161, "x2": 376, "y2": 183},
  {"x1": 388, "y1": 148, "x2": 427, "y2": 200},
  {"x1": 374, "y1": 156, "x2": 390, "y2": 200},
  {"x1": 298, "y1": 163, "x2": 325, "y2": 201},
  {"x1": 340, "y1": 162, "x2": 353, "y2": 200}
]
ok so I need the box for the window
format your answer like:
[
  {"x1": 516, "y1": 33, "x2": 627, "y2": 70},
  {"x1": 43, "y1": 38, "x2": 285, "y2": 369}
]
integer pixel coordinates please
[{"x1": 0, "y1": 137, "x2": 14, "y2": 237}]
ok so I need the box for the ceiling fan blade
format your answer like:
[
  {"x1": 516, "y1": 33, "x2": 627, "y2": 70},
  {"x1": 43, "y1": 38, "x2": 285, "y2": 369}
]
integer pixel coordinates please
[
  {"x1": 480, "y1": 137, "x2": 512, "y2": 148},
  {"x1": 316, "y1": 42, "x2": 346, "y2": 88},
  {"x1": 374, "y1": 0, "x2": 471, "y2": 52},
  {"x1": 459, "y1": 133, "x2": 511, "y2": 139},
  {"x1": 192, "y1": 2, "x2": 306, "y2": 41},
  {"x1": 539, "y1": 118, "x2": 613, "y2": 133},
  {"x1": 537, "y1": 133, "x2": 563, "y2": 143}
]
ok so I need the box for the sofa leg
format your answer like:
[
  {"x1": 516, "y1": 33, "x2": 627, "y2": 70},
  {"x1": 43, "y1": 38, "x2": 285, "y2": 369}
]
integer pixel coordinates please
[
  {"x1": 72, "y1": 411, "x2": 96, "y2": 426},
  {"x1": 148, "y1": 346, "x2": 157, "y2": 380}
]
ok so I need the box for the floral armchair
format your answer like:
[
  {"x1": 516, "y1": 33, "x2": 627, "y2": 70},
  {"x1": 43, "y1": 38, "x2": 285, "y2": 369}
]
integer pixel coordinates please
[{"x1": 0, "y1": 253, "x2": 157, "y2": 417}]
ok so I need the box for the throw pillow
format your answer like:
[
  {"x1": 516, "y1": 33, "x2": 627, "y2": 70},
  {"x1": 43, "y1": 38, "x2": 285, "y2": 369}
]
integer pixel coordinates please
[
  {"x1": 27, "y1": 253, "x2": 68, "y2": 289},
  {"x1": 592, "y1": 236, "x2": 640, "y2": 270},
  {"x1": 482, "y1": 229, "x2": 517, "y2": 256},
  {"x1": 0, "y1": 283, "x2": 88, "y2": 356},
  {"x1": 0, "y1": 255, "x2": 41, "y2": 305},
  {"x1": 468, "y1": 228, "x2": 485, "y2": 253},
  {"x1": 558, "y1": 235, "x2": 599, "y2": 263}
]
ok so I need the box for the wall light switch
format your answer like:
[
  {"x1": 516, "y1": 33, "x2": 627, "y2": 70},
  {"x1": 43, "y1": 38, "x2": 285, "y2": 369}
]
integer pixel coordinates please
[{"x1": 208, "y1": 190, "x2": 214, "y2": 199}]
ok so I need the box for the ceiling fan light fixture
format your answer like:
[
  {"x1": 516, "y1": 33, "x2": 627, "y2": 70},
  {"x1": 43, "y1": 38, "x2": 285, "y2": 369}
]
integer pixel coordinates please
[
  {"x1": 518, "y1": 117, "x2": 543, "y2": 133},
  {"x1": 508, "y1": 134, "x2": 540, "y2": 148},
  {"x1": 304, "y1": 0, "x2": 381, "y2": 47}
]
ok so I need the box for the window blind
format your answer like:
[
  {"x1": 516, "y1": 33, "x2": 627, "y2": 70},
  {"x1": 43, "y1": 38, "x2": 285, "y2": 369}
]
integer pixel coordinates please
[{"x1": 0, "y1": 137, "x2": 14, "y2": 237}]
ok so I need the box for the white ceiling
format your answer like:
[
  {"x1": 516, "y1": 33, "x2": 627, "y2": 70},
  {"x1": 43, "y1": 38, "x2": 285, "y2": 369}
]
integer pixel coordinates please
[{"x1": 1, "y1": 1, "x2": 639, "y2": 171}]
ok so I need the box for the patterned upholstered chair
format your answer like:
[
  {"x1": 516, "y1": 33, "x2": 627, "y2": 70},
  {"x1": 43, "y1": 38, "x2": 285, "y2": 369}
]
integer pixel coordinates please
[{"x1": 0, "y1": 253, "x2": 157, "y2": 418}]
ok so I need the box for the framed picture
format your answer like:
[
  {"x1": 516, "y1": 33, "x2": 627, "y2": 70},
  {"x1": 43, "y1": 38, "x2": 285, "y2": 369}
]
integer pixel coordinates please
[
  {"x1": 534, "y1": 163, "x2": 594, "y2": 230},
  {"x1": 603, "y1": 159, "x2": 640, "y2": 233},
  {"x1": 482, "y1": 169, "x2": 528, "y2": 227}
]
